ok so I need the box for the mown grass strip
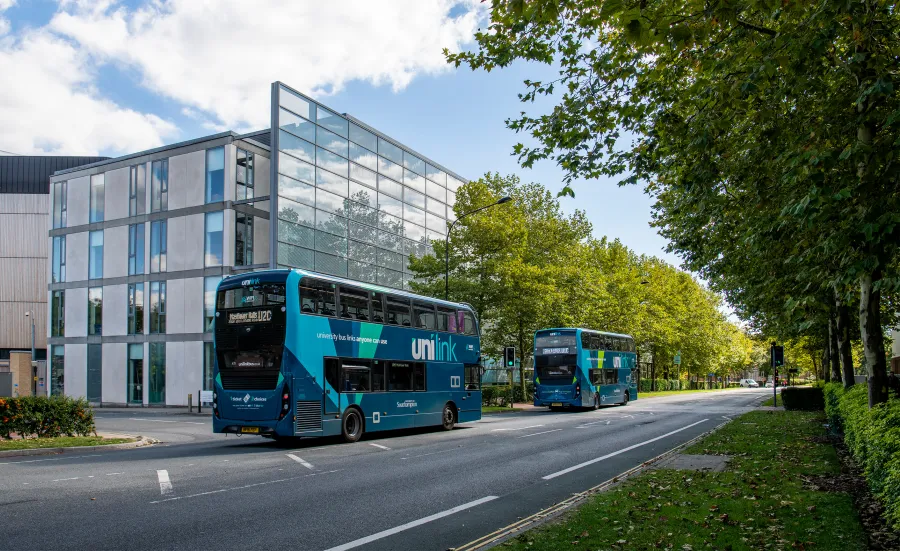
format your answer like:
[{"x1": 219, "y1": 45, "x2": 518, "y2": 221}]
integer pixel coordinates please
[{"x1": 499, "y1": 410, "x2": 867, "y2": 551}]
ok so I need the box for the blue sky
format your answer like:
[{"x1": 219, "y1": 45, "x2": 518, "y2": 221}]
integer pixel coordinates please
[{"x1": 0, "y1": 0, "x2": 678, "y2": 267}]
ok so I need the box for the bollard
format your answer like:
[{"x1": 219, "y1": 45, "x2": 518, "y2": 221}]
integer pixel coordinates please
[
  {"x1": 188, "y1": 393, "x2": 193, "y2": 413},
  {"x1": 198, "y1": 389, "x2": 202, "y2": 414}
]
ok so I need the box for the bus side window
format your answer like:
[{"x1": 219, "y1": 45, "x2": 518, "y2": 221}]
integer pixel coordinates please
[
  {"x1": 601, "y1": 336, "x2": 611, "y2": 350},
  {"x1": 386, "y1": 295, "x2": 411, "y2": 326},
  {"x1": 341, "y1": 359, "x2": 371, "y2": 392},
  {"x1": 372, "y1": 361, "x2": 385, "y2": 391},
  {"x1": 590, "y1": 334, "x2": 600, "y2": 350},
  {"x1": 387, "y1": 361, "x2": 413, "y2": 391},
  {"x1": 339, "y1": 286, "x2": 370, "y2": 320},
  {"x1": 605, "y1": 369, "x2": 618, "y2": 384},
  {"x1": 580, "y1": 332, "x2": 591, "y2": 350},
  {"x1": 453, "y1": 311, "x2": 464, "y2": 334},
  {"x1": 325, "y1": 358, "x2": 340, "y2": 392},
  {"x1": 413, "y1": 301, "x2": 435, "y2": 330},
  {"x1": 461, "y1": 311, "x2": 477, "y2": 336},
  {"x1": 300, "y1": 278, "x2": 335, "y2": 316},
  {"x1": 464, "y1": 364, "x2": 481, "y2": 390},
  {"x1": 371, "y1": 292, "x2": 385, "y2": 323},
  {"x1": 413, "y1": 362, "x2": 426, "y2": 391},
  {"x1": 436, "y1": 306, "x2": 455, "y2": 332}
]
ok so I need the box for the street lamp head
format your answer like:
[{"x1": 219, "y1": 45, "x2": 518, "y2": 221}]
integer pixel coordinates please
[{"x1": 496, "y1": 196, "x2": 513, "y2": 205}]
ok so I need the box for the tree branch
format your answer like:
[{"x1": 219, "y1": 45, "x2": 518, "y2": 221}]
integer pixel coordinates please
[{"x1": 736, "y1": 19, "x2": 777, "y2": 37}]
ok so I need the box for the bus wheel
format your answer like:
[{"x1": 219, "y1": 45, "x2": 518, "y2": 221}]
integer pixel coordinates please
[
  {"x1": 621, "y1": 391, "x2": 630, "y2": 406},
  {"x1": 441, "y1": 403, "x2": 456, "y2": 431},
  {"x1": 341, "y1": 408, "x2": 364, "y2": 443}
]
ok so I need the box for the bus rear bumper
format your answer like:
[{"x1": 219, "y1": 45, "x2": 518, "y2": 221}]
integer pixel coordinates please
[
  {"x1": 533, "y1": 399, "x2": 580, "y2": 408},
  {"x1": 213, "y1": 416, "x2": 295, "y2": 437}
]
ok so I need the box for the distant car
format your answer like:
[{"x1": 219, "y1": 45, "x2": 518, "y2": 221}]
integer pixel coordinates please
[
  {"x1": 765, "y1": 381, "x2": 774, "y2": 388},
  {"x1": 739, "y1": 379, "x2": 759, "y2": 388}
]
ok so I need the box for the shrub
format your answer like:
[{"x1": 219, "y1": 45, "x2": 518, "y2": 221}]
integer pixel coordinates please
[
  {"x1": 780, "y1": 386, "x2": 825, "y2": 411},
  {"x1": 0, "y1": 396, "x2": 95, "y2": 439},
  {"x1": 830, "y1": 384, "x2": 900, "y2": 530},
  {"x1": 824, "y1": 382, "x2": 845, "y2": 429}
]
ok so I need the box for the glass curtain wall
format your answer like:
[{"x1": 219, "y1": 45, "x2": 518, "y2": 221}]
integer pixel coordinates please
[
  {"x1": 273, "y1": 84, "x2": 466, "y2": 290},
  {"x1": 128, "y1": 344, "x2": 143, "y2": 404}
]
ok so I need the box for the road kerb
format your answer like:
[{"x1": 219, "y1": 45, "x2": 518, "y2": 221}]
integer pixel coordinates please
[
  {"x1": 450, "y1": 417, "x2": 734, "y2": 551},
  {"x1": 0, "y1": 435, "x2": 158, "y2": 459}
]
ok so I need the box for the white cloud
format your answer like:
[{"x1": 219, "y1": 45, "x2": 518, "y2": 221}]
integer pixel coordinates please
[
  {"x1": 0, "y1": 26, "x2": 178, "y2": 155},
  {"x1": 49, "y1": 0, "x2": 485, "y2": 130}
]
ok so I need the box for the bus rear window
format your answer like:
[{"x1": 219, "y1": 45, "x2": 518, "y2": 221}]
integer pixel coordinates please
[
  {"x1": 538, "y1": 365, "x2": 575, "y2": 380},
  {"x1": 217, "y1": 283, "x2": 286, "y2": 309}
]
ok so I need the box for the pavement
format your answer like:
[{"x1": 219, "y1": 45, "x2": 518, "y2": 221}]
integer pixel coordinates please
[{"x1": 0, "y1": 388, "x2": 769, "y2": 551}]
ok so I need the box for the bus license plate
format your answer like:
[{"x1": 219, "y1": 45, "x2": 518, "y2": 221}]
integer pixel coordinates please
[
  {"x1": 551, "y1": 402, "x2": 563, "y2": 407},
  {"x1": 240, "y1": 426, "x2": 259, "y2": 434}
]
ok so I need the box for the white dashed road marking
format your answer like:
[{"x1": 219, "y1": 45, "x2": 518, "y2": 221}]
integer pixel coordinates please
[
  {"x1": 517, "y1": 429, "x2": 563, "y2": 438},
  {"x1": 286, "y1": 454, "x2": 314, "y2": 469},
  {"x1": 491, "y1": 424, "x2": 545, "y2": 432},
  {"x1": 368, "y1": 443, "x2": 390, "y2": 450},
  {"x1": 157, "y1": 470, "x2": 173, "y2": 495}
]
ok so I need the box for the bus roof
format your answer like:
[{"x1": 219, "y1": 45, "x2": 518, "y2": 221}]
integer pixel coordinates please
[
  {"x1": 535, "y1": 327, "x2": 634, "y2": 339},
  {"x1": 221, "y1": 268, "x2": 477, "y2": 312}
]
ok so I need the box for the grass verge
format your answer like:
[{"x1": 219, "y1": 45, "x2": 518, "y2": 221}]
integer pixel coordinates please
[
  {"x1": 482, "y1": 406, "x2": 524, "y2": 414},
  {"x1": 639, "y1": 388, "x2": 740, "y2": 399},
  {"x1": 0, "y1": 436, "x2": 134, "y2": 450},
  {"x1": 500, "y1": 409, "x2": 867, "y2": 551}
]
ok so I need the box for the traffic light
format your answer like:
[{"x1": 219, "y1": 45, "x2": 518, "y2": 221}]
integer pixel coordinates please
[
  {"x1": 504, "y1": 346, "x2": 516, "y2": 367},
  {"x1": 771, "y1": 344, "x2": 784, "y2": 367}
]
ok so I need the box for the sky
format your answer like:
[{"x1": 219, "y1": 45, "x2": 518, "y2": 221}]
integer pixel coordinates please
[{"x1": 0, "y1": 0, "x2": 681, "y2": 268}]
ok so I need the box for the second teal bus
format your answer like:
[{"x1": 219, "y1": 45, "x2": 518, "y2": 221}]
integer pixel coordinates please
[{"x1": 533, "y1": 328, "x2": 638, "y2": 409}]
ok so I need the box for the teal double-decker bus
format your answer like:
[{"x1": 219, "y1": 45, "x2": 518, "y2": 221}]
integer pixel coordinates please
[
  {"x1": 212, "y1": 269, "x2": 482, "y2": 442},
  {"x1": 533, "y1": 328, "x2": 638, "y2": 410}
]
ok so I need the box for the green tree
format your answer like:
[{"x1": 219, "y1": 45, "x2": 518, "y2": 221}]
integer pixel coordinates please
[{"x1": 448, "y1": 0, "x2": 900, "y2": 406}]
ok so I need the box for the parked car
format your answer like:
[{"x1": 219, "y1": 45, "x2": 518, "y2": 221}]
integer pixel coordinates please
[
  {"x1": 739, "y1": 379, "x2": 759, "y2": 388},
  {"x1": 765, "y1": 381, "x2": 774, "y2": 388}
]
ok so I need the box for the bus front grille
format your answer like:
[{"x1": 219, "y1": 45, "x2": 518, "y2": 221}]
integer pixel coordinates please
[
  {"x1": 295, "y1": 401, "x2": 322, "y2": 433},
  {"x1": 220, "y1": 371, "x2": 280, "y2": 390}
]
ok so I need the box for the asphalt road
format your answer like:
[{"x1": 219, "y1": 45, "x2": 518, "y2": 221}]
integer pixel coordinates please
[{"x1": 0, "y1": 389, "x2": 768, "y2": 551}]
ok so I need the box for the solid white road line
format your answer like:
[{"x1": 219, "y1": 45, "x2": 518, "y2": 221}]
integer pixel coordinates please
[
  {"x1": 368, "y1": 443, "x2": 391, "y2": 450},
  {"x1": 157, "y1": 470, "x2": 173, "y2": 495},
  {"x1": 0, "y1": 454, "x2": 103, "y2": 466},
  {"x1": 542, "y1": 419, "x2": 710, "y2": 480},
  {"x1": 322, "y1": 496, "x2": 499, "y2": 551},
  {"x1": 286, "y1": 454, "x2": 314, "y2": 469},
  {"x1": 517, "y1": 429, "x2": 563, "y2": 439}
]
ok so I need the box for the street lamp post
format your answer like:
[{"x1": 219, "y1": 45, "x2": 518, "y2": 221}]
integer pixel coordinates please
[{"x1": 444, "y1": 196, "x2": 512, "y2": 300}]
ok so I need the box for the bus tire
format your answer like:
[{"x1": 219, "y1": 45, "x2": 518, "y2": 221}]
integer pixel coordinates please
[
  {"x1": 621, "y1": 391, "x2": 630, "y2": 406},
  {"x1": 341, "y1": 408, "x2": 364, "y2": 443},
  {"x1": 441, "y1": 403, "x2": 456, "y2": 431}
]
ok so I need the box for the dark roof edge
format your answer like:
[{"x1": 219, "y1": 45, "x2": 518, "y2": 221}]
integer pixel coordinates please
[{"x1": 51, "y1": 131, "x2": 240, "y2": 177}]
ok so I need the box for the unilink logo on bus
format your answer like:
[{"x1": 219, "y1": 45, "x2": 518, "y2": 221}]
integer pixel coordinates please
[{"x1": 411, "y1": 334, "x2": 457, "y2": 362}]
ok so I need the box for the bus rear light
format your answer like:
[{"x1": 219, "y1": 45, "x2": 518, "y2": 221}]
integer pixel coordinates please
[{"x1": 279, "y1": 387, "x2": 291, "y2": 420}]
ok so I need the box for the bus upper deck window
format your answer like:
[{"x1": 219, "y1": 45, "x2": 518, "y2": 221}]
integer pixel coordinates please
[
  {"x1": 413, "y1": 301, "x2": 435, "y2": 330},
  {"x1": 339, "y1": 286, "x2": 370, "y2": 320},
  {"x1": 300, "y1": 278, "x2": 335, "y2": 316},
  {"x1": 386, "y1": 295, "x2": 411, "y2": 326},
  {"x1": 436, "y1": 306, "x2": 454, "y2": 332},
  {"x1": 461, "y1": 311, "x2": 477, "y2": 336},
  {"x1": 371, "y1": 292, "x2": 385, "y2": 323}
]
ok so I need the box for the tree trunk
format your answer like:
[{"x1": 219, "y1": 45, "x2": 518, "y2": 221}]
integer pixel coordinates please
[
  {"x1": 828, "y1": 314, "x2": 841, "y2": 382},
  {"x1": 835, "y1": 293, "x2": 855, "y2": 388},
  {"x1": 859, "y1": 272, "x2": 888, "y2": 407},
  {"x1": 821, "y1": 345, "x2": 830, "y2": 383}
]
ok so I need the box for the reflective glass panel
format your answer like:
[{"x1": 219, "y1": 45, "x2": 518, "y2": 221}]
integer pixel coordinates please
[
  {"x1": 377, "y1": 175, "x2": 402, "y2": 199},
  {"x1": 350, "y1": 162, "x2": 377, "y2": 188},
  {"x1": 348, "y1": 240, "x2": 377, "y2": 263},
  {"x1": 426, "y1": 180, "x2": 446, "y2": 202},
  {"x1": 278, "y1": 174, "x2": 316, "y2": 206},
  {"x1": 206, "y1": 147, "x2": 225, "y2": 203},
  {"x1": 315, "y1": 187, "x2": 346, "y2": 215},
  {"x1": 279, "y1": 152, "x2": 315, "y2": 184},
  {"x1": 403, "y1": 203, "x2": 426, "y2": 226},
  {"x1": 404, "y1": 169, "x2": 425, "y2": 193},
  {"x1": 316, "y1": 126, "x2": 349, "y2": 157},
  {"x1": 349, "y1": 221, "x2": 377, "y2": 245},
  {"x1": 205, "y1": 211, "x2": 224, "y2": 267},
  {"x1": 377, "y1": 193, "x2": 402, "y2": 218},
  {"x1": 378, "y1": 137, "x2": 403, "y2": 165},
  {"x1": 317, "y1": 106, "x2": 348, "y2": 138},
  {"x1": 349, "y1": 143, "x2": 378, "y2": 171},
  {"x1": 277, "y1": 241, "x2": 315, "y2": 269},
  {"x1": 349, "y1": 181, "x2": 376, "y2": 207},
  {"x1": 277, "y1": 197, "x2": 316, "y2": 228},
  {"x1": 279, "y1": 107, "x2": 316, "y2": 141},
  {"x1": 349, "y1": 123, "x2": 377, "y2": 151},
  {"x1": 403, "y1": 152, "x2": 425, "y2": 175},
  {"x1": 426, "y1": 212, "x2": 447, "y2": 233},
  {"x1": 315, "y1": 209, "x2": 348, "y2": 237},
  {"x1": 404, "y1": 187, "x2": 426, "y2": 209},
  {"x1": 280, "y1": 129, "x2": 315, "y2": 163},
  {"x1": 426, "y1": 197, "x2": 446, "y2": 216},
  {"x1": 280, "y1": 87, "x2": 315, "y2": 120},
  {"x1": 316, "y1": 168, "x2": 348, "y2": 197},
  {"x1": 378, "y1": 156, "x2": 403, "y2": 181},
  {"x1": 315, "y1": 251, "x2": 348, "y2": 277},
  {"x1": 347, "y1": 200, "x2": 378, "y2": 226},
  {"x1": 426, "y1": 163, "x2": 447, "y2": 186},
  {"x1": 316, "y1": 147, "x2": 348, "y2": 177},
  {"x1": 315, "y1": 230, "x2": 348, "y2": 257},
  {"x1": 278, "y1": 219, "x2": 315, "y2": 249},
  {"x1": 447, "y1": 174, "x2": 464, "y2": 192}
]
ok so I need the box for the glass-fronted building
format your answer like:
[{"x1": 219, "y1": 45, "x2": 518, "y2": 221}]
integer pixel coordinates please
[
  {"x1": 46, "y1": 81, "x2": 468, "y2": 406},
  {"x1": 271, "y1": 82, "x2": 466, "y2": 290}
]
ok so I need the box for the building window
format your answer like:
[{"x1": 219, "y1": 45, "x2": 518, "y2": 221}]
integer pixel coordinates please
[
  {"x1": 150, "y1": 220, "x2": 167, "y2": 273},
  {"x1": 51, "y1": 345, "x2": 64, "y2": 396},
  {"x1": 51, "y1": 290, "x2": 65, "y2": 337},
  {"x1": 236, "y1": 148, "x2": 254, "y2": 200},
  {"x1": 52, "y1": 236, "x2": 66, "y2": 283},
  {"x1": 151, "y1": 159, "x2": 168, "y2": 212},
  {"x1": 87, "y1": 343, "x2": 102, "y2": 403},
  {"x1": 88, "y1": 287, "x2": 103, "y2": 335},
  {"x1": 204, "y1": 276, "x2": 221, "y2": 332},
  {"x1": 128, "y1": 224, "x2": 145, "y2": 275},
  {"x1": 90, "y1": 173, "x2": 105, "y2": 223},
  {"x1": 128, "y1": 283, "x2": 144, "y2": 335},
  {"x1": 88, "y1": 230, "x2": 103, "y2": 279},
  {"x1": 129, "y1": 164, "x2": 146, "y2": 216},
  {"x1": 205, "y1": 211, "x2": 224, "y2": 267},
  {"x1": 149, "y1": 281, "x2": 167, "y2": 334},
  {"x1": 206, "y1": 146, "x2": 225, "y2": 203},
  {"x1": 128, "y1": 344, "x2": 143, "y2": 404},
  {"x1": 52, "y1": 181, "x2": 67, "y2": 229},
  {"x1": 203, "y1": 342, "x2": 215, "y2": 392},
  {"x1": 235, "y1": 213, "x2": 253, "y2": 266},
  {"x1": 149, "y1": 342, "x2": 165, "y2": 405}
]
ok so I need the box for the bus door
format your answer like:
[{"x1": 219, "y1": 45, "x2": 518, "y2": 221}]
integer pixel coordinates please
[{"x1": 323, "y1": 358, "x2": 340, "y2": 415}]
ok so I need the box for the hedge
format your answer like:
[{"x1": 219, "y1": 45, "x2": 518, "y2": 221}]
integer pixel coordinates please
[
  {"x1": 780, "y1": 386, "x2": 825, "y2": 411},
  {"x1": 825, "y1": 382, "x2": 900, "y2": 530},
  {"x1": 638, "y1": 379, "x2": 725, "y2": 392},
  {"x1": 482, "y1": 383, "x2": 535, "y2": 406},
  {"x1": 0, "y1": 396, "x2": 96, "y2": 439}
]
